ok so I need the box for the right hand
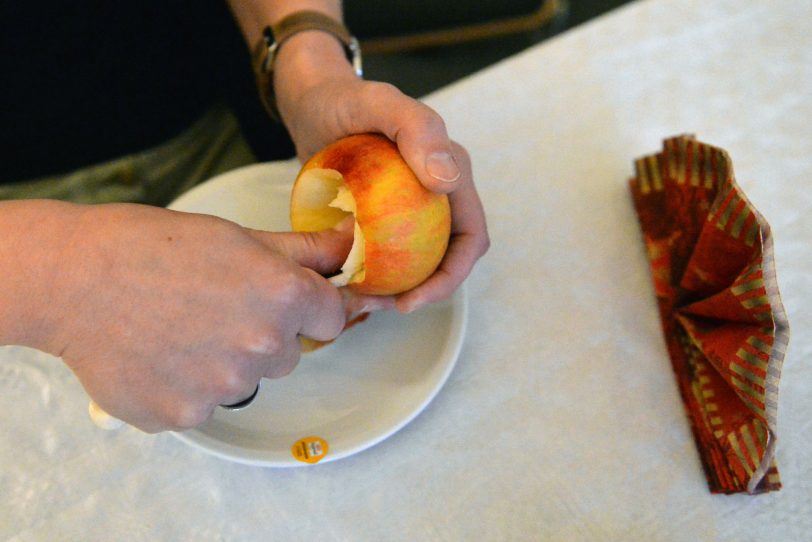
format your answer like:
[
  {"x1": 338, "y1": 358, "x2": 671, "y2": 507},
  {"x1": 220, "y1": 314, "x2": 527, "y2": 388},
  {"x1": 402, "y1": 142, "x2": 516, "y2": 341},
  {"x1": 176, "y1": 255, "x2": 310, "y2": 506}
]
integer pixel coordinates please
[{"x1": 37, "y1": 203, "x2": 352, "y2": 432}]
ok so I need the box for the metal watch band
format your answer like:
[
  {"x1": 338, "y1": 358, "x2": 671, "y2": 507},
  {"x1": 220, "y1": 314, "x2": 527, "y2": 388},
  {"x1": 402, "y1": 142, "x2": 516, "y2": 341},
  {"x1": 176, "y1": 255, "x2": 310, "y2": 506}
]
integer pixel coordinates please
[{"x1": 252, "y1": 10, "x2": 363, "y2": 120}]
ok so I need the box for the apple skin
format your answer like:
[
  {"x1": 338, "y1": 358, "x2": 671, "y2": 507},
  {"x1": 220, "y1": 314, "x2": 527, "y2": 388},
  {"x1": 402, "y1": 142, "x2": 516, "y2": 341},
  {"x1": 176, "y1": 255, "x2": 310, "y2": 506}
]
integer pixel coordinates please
[{"x1": 291, "y1": 133, "x2": 451, "y2": 296}]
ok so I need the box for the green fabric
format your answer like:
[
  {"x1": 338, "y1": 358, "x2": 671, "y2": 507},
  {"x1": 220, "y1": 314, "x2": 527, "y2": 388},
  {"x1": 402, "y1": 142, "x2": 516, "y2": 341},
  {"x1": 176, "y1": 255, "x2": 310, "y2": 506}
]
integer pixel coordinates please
[{"x1": 0, "y1": 105, "x2": 256, "y2": 207}]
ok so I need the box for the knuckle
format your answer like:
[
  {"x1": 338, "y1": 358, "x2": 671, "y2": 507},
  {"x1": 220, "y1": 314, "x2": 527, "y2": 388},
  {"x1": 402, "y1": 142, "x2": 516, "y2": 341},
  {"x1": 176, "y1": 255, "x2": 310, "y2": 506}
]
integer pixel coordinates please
[
  {"x1": 451, "y1": 141, "x2": 470, "y2": 164},
  {"x1": 139, "y1": 424, "x2": 164, "y2": 435},
  {"x1": 274, "y1": 269, "x2": 314, "y2": 308},
  {"x1": 292, "y1": 274, "x2": 322, "y2": 306},
  {"x1": 261, "y1": 329, "x2": 286, "y2": 356},
  {"x1": 240, "y1": 327, "x2": 285, "y2": 357},
  {"x1": 168, "y1": 401, "x2": 210, "y2": 431},
  {"x1": 213, "y1": 365, "x2": 250, "y2": 399},
  {"x1": 267, "y1": 347, "x2": 301, "y2": 379},
  {"x1": 363, "y1": 81, "x2": 446, "y2": 131},
  {"x1": 478, "y1": 233, "x2": 492, "y2": 257},
  {"x1": 421, "y1": 108, "x2": 447, "y2": 134},
  {"x1": 363, "y1": 80, "x2": 401, "y2": 102},
  {"x1": 401, "y1": 101, "x2": 446, "y2": 137}
]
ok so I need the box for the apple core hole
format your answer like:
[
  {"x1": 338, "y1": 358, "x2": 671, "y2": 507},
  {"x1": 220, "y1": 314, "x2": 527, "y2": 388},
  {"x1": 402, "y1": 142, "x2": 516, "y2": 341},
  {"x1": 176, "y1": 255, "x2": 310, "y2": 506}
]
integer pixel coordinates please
[{"x1": 294, "y1": 168, "x2": 365, "y2": 287}]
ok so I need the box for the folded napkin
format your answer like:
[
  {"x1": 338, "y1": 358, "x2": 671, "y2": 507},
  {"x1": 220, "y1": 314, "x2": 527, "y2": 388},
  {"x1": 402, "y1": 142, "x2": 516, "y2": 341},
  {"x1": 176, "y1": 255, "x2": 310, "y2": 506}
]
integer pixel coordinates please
[{"x1": 629, "y1": 135, "x2": 790, "y2": 494}]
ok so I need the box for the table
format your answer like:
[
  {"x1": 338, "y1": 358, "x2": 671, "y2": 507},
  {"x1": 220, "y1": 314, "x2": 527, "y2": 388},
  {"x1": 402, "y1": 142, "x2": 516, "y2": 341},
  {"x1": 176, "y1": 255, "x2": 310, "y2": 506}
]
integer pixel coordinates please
[{"x1": 3, "y1": 0, "x2": 811, "y2": 539}]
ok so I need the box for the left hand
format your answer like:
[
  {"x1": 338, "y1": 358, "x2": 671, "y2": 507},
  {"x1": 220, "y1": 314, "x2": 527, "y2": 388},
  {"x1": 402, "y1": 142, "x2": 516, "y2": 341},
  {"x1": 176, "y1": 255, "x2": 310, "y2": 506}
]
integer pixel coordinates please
[{"x1": 275, "y1": 35, "x2": 490, "y2": 313}]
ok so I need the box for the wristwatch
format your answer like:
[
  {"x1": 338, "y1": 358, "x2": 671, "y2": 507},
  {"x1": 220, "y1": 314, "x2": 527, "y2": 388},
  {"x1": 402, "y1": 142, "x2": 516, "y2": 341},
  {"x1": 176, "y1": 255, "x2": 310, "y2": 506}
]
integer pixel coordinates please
[{"x1": 252, "y1": 10, "x2": 363, "y2": 120}]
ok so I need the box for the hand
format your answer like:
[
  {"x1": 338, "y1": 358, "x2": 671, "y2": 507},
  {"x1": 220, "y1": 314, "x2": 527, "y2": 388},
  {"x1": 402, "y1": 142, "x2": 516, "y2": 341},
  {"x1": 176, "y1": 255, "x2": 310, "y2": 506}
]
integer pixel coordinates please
[
  {"x1": 276, "y1": 38, "x2": 489, "y2": 313},
  {"x1": 40, "y1": 203, "x2": 352, "y2": 432}
]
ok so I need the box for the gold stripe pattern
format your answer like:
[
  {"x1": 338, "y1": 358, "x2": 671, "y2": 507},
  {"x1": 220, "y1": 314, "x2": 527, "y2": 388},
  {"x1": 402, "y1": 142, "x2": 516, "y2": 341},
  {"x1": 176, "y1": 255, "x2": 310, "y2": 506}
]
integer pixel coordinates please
[
  {"x1": 728, "y1": 432, "x2": 754, "y2": 476},
  {"x1": 732, "y1": 278, "x2": 764, "y2": 296},
  {"x1": 746, "y1": 335, "x2": 772, "y2": 356},
  {"x1": 744, "y1": 221, "x2": 760, "y2": 247},
  {"x1": 678, "y1": 137, "x2": 689, "y2": 184},
  {"x1": 717, "y1": 193, "x2": 740, "y2": 229},
  {"x1": 741, "y1": 295, "x2": 770, "y2": 309},
  {"x1": 690, "y1": 144, "x2": 701, "y2": 187},
  {"x1": 753, "y1": 418, "x2": 768, "y2": 449},
  {"x1": 730, "y1": 205, "x2": 751, "y2": 238},
  {"x1": 648, "y1": 155, "x2": 663, "y2": 191},
  {"x1": 741, "y1": 425, "x2": 761, "y2": 471},
  {"x1": 736, "y1": 347, "x2": 768, "y2": 371},
  {"x1": 636, "y1": 157, "x2": 651, "y2": 194},
  {"x1": 731, "y1": 378, "x2": 767, "y2": 418},
  {"x1": 729, "y1": 361, "x2": 765, "y2": 388}
]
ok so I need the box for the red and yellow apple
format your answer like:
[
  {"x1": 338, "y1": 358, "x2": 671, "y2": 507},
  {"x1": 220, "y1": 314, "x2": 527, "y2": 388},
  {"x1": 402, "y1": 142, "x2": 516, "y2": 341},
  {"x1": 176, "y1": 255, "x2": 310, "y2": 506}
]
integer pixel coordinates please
[
  {"x1": 291, "y1": 133, "x2": 451, "y2": 352},
  {"x1": 290, "y1": 133, "x2": 451, "y2": 295}
]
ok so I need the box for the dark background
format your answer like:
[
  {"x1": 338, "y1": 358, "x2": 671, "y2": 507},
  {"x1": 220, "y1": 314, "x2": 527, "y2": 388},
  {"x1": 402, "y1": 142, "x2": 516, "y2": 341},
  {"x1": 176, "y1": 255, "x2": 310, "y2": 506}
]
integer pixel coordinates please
[
  {"x1": 1, "y1": 1, "x2": 633, "y2": 182},
  {"x1": 351, "y1": 0, "x2": 633, "y2": 98}
]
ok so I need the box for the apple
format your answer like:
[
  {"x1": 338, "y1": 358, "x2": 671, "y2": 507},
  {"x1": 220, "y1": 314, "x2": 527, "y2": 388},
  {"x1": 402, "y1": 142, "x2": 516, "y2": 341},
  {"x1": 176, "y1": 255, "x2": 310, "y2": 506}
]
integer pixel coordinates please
[{"x1": 290, "y1": 133, "x2": 451, "y2": 296}]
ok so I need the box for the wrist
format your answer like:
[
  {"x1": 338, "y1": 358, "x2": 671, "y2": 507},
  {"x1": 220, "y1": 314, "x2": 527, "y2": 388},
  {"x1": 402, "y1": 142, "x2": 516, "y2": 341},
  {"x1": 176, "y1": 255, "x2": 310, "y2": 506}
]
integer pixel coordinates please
[
  {"x1": 274, "y1": 31, "x2": 359, "y2": 116},
  {"x1": 0, "y1": 200, "x2": 88, "y2": 352},
  {"x1": 252, "y1": 11, "x2": 362, "y2": 122},
  {"x1": 228, "y1": 1, "x2": 343, "y2": 48}
]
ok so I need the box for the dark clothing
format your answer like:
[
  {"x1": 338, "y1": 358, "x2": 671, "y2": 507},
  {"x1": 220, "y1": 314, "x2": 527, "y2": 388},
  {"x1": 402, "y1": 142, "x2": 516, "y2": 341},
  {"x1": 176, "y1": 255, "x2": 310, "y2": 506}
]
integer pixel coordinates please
[{"x1": 1, "y1": 1, "x2": 294, "y2": 184}]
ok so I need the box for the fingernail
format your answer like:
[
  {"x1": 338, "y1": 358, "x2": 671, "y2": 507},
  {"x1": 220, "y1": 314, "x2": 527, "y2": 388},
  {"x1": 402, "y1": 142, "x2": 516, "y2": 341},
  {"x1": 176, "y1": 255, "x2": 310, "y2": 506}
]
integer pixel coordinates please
[
  {"x1": 332, "y1": 215, "x2": 355, "y2": 232},
  {"x1": 426, "y1": 151, "x2": 460, "y2": 183},
  {"x1": 363, "y1": 298, "x2": 392, "y2": 312},
  {"x1": 397, "y1": 298, "x2": 419, "y2": 314}
]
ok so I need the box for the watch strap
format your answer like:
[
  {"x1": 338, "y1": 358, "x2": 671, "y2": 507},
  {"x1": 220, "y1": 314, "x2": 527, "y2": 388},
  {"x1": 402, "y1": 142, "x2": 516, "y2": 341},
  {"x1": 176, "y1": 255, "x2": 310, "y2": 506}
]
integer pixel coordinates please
[{"x1": 252, "y1": 11, "x2": 362, "y2": 120}]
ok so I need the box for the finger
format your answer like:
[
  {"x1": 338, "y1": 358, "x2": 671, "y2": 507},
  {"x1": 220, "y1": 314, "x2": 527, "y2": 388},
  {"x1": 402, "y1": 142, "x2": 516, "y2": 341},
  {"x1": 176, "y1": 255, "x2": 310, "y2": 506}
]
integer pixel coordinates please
[
  {"x1": 396, "y1": 174, "x2": 490, "y2": 313},
  {"x1": 209, "y1": 358, "x2": 265, "y2": 409},
  {"x1": 295, "y1": 267, "x2": 348, "y2": 340},
  {"x1": 347, "y1": 82, "x2": 461, "y2": 194},
  {"x1": 394, "y1": 108, "x2": 462, "y2": 193},
  {"x1": 395, "y1": 234, "x2": 481, "y2": 313},
  {"x1": 247, "y1": 216, "x2": 354, "y2": 275},
  {"x1": 342, "y1": 290, "x2": 397, "y2": 314},
  {"x1": 219, "y1": 382, "x2": 261, "y2": 410},
  {"x1": 251, "y1": 228, "x2": 349, "y2": 341},
  {"x1": 263, "y1": 336, "x2": 302, "y2": 379}
]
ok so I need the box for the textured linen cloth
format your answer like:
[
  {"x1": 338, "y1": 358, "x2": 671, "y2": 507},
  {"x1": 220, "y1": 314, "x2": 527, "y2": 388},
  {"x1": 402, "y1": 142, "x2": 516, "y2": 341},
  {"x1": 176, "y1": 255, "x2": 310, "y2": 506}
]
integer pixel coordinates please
[{"x1": 2, "y1": 1, "x2": 811, "y2": 540}]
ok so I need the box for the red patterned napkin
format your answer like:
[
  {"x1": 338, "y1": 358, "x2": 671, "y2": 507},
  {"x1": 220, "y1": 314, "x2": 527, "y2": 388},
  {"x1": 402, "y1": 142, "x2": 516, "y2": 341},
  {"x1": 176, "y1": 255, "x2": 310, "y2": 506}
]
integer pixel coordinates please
[{"x1": 629, "y1": 135, "x2": 790, "y2": 494}]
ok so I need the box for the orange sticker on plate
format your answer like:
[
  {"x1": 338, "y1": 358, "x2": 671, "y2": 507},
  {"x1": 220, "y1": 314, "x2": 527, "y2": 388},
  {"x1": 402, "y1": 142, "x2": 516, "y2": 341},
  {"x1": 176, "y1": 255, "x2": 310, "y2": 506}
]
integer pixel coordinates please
[{"x1": 291, "y1": 436, "x2": 329, "y2": 464}]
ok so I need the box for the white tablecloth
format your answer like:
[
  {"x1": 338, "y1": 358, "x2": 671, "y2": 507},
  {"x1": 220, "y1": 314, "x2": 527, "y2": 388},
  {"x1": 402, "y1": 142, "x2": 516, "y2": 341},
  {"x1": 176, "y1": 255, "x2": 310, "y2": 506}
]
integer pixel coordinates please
[{"x1": 3, "y1": 0, "x2": 811, "y2": 540}]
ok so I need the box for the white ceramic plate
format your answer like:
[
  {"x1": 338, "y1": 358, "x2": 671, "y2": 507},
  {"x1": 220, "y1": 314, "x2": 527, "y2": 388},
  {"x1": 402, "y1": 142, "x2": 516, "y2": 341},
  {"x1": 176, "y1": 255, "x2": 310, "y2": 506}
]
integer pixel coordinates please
[{"x1": 167, "y1": 160, "x2": 467, "y2": 466}]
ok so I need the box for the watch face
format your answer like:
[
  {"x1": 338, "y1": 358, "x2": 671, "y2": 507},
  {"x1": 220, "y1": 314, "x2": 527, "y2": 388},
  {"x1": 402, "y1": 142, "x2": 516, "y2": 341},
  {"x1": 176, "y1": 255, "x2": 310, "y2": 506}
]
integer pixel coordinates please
[
  {"x1": 262, "y1": 25, "x2": 275, "y2": 46},
  {"x1": 349, "y1": 37, "x2": 363, "y2": 77}
]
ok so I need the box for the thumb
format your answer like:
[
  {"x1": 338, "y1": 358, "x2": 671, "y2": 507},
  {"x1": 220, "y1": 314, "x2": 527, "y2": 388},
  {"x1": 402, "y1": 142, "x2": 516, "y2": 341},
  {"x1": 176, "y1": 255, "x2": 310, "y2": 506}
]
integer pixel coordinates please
[
  {"x1": 355, "y1": 84, "x2": 462, "y2": 194},
  {"x1": 395, "y1": 116, "x2": 463, "y2": 195},
  {"x1": 248, "y1": 217, "x2": 354, "y2": 275}
]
